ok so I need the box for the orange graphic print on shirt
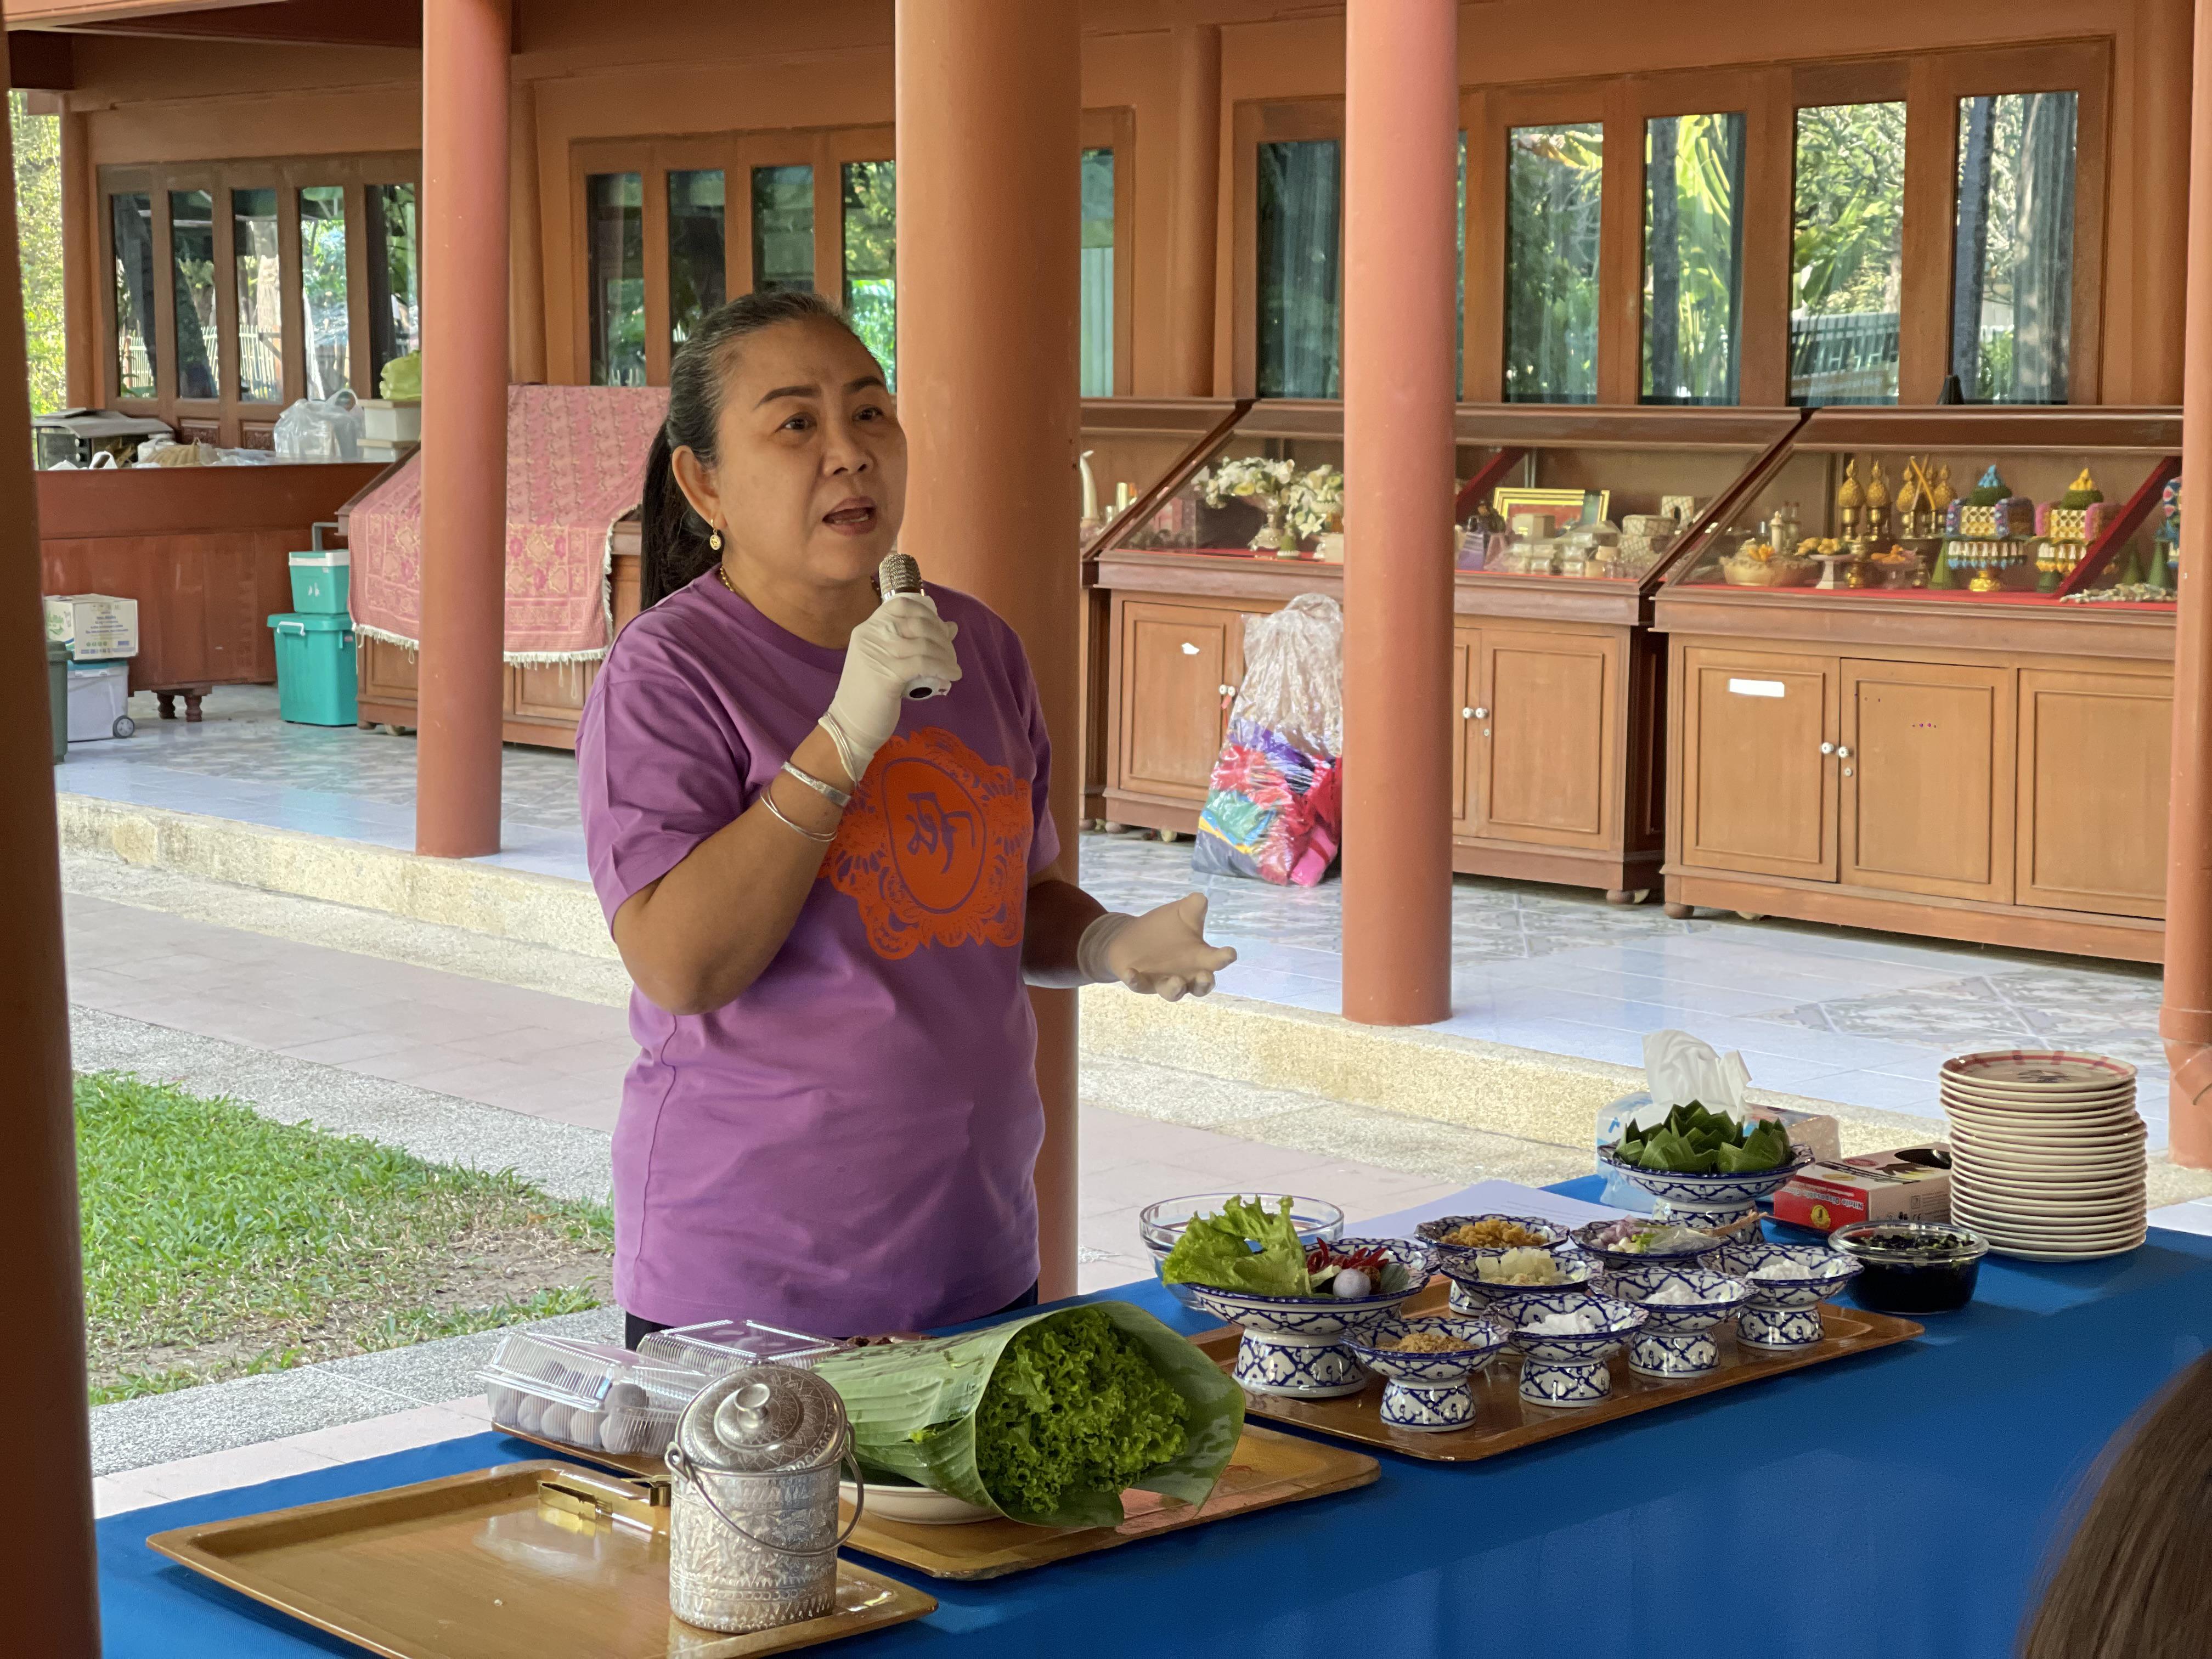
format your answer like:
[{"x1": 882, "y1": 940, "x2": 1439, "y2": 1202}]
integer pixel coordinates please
[{"x1": 820, "y1": 727, "x2": 1034, "y2": 960}]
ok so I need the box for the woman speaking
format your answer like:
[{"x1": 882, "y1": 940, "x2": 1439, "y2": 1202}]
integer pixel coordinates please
[{"x1": 578, "y1": 290, "x2": 1233, "y2": 1346}]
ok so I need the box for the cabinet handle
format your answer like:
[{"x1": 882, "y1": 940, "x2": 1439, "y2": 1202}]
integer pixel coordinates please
[
  {"x1": 1474, "y1": 706, "x2": 1489, "y2": 719},
  {"x1": 1218, "y1": 684, "x2": 1235, "y2": 697},
  {"x1": 1836, "y1": 744, "x2": 1852, "y2": 759},
  {"x1": 1819, "y1": 741, "x2": 1835, "y2": 755},
  {"x1": 1461, "y1": 706, "x2": 1476, "y2": 720}
]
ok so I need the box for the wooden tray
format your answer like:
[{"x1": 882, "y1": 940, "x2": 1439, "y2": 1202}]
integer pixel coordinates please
[
  {"x1": 1191, "y1": 1281, "x2": 1923, "y2": 1462},
  {"x1": 505, "y1": 1424, "x2": 1377, "y2": 1581},
  {"x1": 147, "y1": 1459, "x2": 935, "y2": 1658}
]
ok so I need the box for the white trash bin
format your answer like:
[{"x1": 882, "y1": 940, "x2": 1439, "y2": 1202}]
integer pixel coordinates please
[{"x1": 65, "y1": 659, "x2": 134, "y2": 742}]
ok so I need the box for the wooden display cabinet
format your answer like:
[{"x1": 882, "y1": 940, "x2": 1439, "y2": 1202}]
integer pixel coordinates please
[
  {"x1": 1655, "y1": 408, "x2": 2180, "y2": 961},
  {"x1": 1093, "y1": 403, "x2": 1799, "y2": 897}
]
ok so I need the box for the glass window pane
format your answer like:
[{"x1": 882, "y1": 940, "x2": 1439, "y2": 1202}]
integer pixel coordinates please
[
  {"x1": 299, "y1": 184, "x2": 351, "y2": 399},
  {"x1": 1080, "y1": 148, "x2": 1114, "y2": 397},
  {"x1": 586, "y1": 171, "x2": 645, "y2": 387},
  {"x1": 842, "y1": 160, "x2": 896, "y2": 388},
  {"x1": 110, "y1": 194, "x2": 158, "y2": 401},
  {"x1": 1455, "y1": 131, "x2": 1466, "y2": 396},
  {"x1": 1791, "y1": 104, "x2": 1904, "y2": 407},
  {"x1": 1505, "y1": 123, "x2": 1602, "y2": 404},
  {"x1": 232, "y1": 187, "x2": 281, "y2": 402},
  {"x1": 1953, "y1": 92, "x2": 2077, "y2": 403},
  {"x1": 1256, "y1": 138, "x2": 1342, "y2": 400},
  {"x1": 751, "y1": 163, "x2": 814, "y2": 295},
  {"x1": 366, "y1": 182, "x2": 419, "y2": 393},
  {"x1": 1643, "y1": 112, "x2": 1746, "y2": 406},
  {"x1": 168, "y1": 189, "x2": 217, "y2": 400},
  {"x1": 668, "y1": 169, "x2": 726, "y2": 349}
]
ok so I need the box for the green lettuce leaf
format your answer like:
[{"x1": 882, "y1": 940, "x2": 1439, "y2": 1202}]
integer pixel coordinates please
[
  {"x1": 1158, "y1": 1195, "x2": 1310, "y2": 1295},
  {"x1": 815, "y1": 1302, "x2": 1245, "y2": 1529}
]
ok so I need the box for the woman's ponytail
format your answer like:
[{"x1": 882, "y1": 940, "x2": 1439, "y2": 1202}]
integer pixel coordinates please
[
  {"x1": 640, "y1": 428, "x2": 714, "y2": 610},
  {"x1": 634, "y1": 287, "x2": 860, "y2": 612}
]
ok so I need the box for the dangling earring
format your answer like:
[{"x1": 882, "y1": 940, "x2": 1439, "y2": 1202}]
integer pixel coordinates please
[{"x1": 709, "y1": 527, "x2": 723, "y2": 552}]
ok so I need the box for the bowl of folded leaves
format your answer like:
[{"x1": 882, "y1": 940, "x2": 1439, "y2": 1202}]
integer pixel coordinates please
[{"x1": 1598, "y1": 1101, "x2": 1813, "y2": 1228}]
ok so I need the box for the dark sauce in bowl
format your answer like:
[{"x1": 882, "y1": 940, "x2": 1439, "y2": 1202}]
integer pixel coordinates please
[{"x1": 1831, "y1": 1221, "x2": 1988, "y2": 1315}]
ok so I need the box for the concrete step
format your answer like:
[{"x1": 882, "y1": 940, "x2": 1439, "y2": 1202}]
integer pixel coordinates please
[{"x1": 61, "y1": 792, "x2": 2212, "y2": 1208}]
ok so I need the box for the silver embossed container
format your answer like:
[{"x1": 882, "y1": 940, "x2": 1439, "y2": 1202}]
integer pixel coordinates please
[{"x1": 665, "y1": 1365, "x2": 863, "y2": 1634}]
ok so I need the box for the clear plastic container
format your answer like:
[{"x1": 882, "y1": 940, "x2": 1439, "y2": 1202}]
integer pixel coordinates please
[
  {"x1": 479, "y1": 1331, "x2": 708, "y2": 1456},
  {"x1": 634, "y1": 1319, "x2": 848, "y2": 1378}
]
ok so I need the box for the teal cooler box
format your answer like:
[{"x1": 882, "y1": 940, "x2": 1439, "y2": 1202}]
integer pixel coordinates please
[
  {"x1": 288, "y1": 522, "x2": 350, "y2": 613},
  {"x1": 268, "y1": 612, "x2": 358, "y2": 726}
]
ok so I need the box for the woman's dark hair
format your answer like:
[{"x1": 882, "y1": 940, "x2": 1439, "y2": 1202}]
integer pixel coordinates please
[
  {"x1": 2021, "y1": 1351, "x2": 2212, "y2": 1657},
  {"x1": 639, "y1": 289, "x2": 865, "y2": 608}
]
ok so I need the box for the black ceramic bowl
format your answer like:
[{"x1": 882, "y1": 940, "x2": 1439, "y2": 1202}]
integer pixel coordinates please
[{"x1": 1831, "y1": 1220, "x2": 1989, "y2": 1314}]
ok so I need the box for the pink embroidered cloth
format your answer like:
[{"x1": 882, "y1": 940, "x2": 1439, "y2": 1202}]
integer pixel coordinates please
[{"x1": 349, "y1": 385, "x2": 668, "y2": 661}]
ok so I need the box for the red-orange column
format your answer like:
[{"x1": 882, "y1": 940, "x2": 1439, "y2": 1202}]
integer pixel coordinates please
[
  {"x1": 1341, "y1": 0, "x2": 1459, "y2": 1026},
  {"x1": 416, "y1": 0, "x2": 511, "y2": 858},
  {"x1": 895, "y1": 0, "x2": 1084, "y2": 1297},
  {"x1": 2162, "y1": 2, "x2": 2212, "y2": 1168},
  {"x1": 0, "y1": 31, "x2": 101, "y2": 1651}
]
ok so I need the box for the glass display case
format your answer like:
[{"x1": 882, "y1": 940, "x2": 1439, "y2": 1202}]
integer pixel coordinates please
[
  {"x1": 1094, "y1": 402, "x2": 1802, "y2": 596},
  {"x1": 1663, "y1": 408, "x2": 2181, "y2": 607}
]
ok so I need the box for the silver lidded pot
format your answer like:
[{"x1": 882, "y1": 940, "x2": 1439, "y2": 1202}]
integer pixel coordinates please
[{"x1": 665, "y1": 1364, "x2": 864, "y2": 1633}]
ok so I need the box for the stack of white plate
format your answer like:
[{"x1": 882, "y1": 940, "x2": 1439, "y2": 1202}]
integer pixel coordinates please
[{"x1": 1941, "y1": 1051, "x2": 2147, "y2": 1261}]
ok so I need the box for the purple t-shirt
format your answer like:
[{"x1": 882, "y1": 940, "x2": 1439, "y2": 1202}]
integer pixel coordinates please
[{"x1": 576, "y1": 571, "x2": 1058, "y2": 1335}]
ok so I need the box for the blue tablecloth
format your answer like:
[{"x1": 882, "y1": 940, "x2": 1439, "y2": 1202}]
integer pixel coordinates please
[{"x1": 99, "y1": 1181, "x2": 2212, "y2": 1658}]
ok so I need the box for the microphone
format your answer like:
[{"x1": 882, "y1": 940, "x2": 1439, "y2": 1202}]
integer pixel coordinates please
[{"x1": 878, "y1": 551, "x2": 950, "y2": 699}]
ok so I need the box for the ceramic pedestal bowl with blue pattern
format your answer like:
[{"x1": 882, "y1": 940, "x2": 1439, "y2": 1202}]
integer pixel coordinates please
[
  {"x1": 1183, "y1": 1238, "x2": 1435, "y2": 1399},
  {"x1": 1341, "y1": 1314, "x2": 1506, "y2": 1433},
  {"x1": 1414, "y1": 1213, "x2": 1572, "y2": 1275},
  {"x1": 1508, "y1": 1295, "x2": 1647, "y2": 1409},
  {"x1": 1714, "y1": 1240, "x2": 1860, "y2": 1349},
  {"x1": 1598, "y1": 1143, "x2": 1815, "y2": 1229},
  {"x1": 1570, "y1": 1217, "x2": 1728, "y2": 1273},
  {"x1": 1438, "y1": 1251, "x2": 1596, "y2": 1328},
  {"x1": 1595, "y1": 1262, "x2": 1752, "y2": 1377}
]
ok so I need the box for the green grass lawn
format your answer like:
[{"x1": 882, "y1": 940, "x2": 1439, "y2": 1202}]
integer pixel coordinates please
[{"x1": 78, "y1": 1071, "x2": 613, "y2": 1405}]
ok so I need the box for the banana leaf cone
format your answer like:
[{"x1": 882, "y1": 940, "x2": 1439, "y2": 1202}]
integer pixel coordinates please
[{"x1": 811, "y1": 1301, "x2": 1245, "y2": 1530}]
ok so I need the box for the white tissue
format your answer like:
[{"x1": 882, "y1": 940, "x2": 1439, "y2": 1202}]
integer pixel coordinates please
[{"x1": 1642, "y1": 1030, "x2": 1753, "y2": 1118}]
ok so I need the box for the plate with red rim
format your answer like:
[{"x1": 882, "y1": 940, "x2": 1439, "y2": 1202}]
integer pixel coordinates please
[
  {"x1": 1943, "y1": 1110, "x2": 2143, "y2": 1138},
  {"x1": 1941, "y1": 1052, "x2": 2137, "y2": 1092},
  {"x1": 1940, "y1": 1088, "x2": 2138, "y2": 1116}
]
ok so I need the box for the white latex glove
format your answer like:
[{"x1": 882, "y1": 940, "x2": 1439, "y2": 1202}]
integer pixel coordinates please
[
  {"x1": 817, "y1": 592, "x2": 962, "y2": 782},
  {"x1": 1077, "y1": 893, "x2": 1238, "y2": 1002}
]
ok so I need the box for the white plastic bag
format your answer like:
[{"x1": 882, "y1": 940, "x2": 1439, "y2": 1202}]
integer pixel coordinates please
[{"x1": 272, "y1": 388, "x2": 364, "y2": 461}]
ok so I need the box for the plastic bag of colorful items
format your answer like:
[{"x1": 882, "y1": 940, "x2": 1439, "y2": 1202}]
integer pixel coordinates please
[{"x1": 1193, "y1": 594, "x2": 1344, "y2": 887}]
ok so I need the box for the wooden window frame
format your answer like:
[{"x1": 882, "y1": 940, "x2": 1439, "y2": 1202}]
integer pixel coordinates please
[
  {"x1": 572, "y1": 112, "x2": 1132, "y2": 394},
  {"x1": 96, "y1": 153, "x2": 419, "y2": 446},
  {"x1": 1460, "y1": 41, "x2": 2109, "y2": 405}
]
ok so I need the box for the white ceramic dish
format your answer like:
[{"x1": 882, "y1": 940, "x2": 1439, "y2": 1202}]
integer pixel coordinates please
[
  {"x1": 1945, "y1": 1122, "x2": 2145, "y2": 1148},
  {"x1": 1953, "y1": 1181, "x2": 2148, "y2": 1209},
  {"x1": 1940, "y1": 1052, "x2": 2137, "y2": 1092},
  {"x1": 1954, "y1": 1198, "x2": 2147, "y2": 1226},
  {"x1": 1949, "y1": 1149, "x2": 2147, "y2": 1178},
  {"x1": 1952, "y1": 1211, "x2": 2146, "y2": 1244},
  {"x1": 1984, "y1": 1235, "x2": 2147, "y2": 1262},
  {"x1": 1941, "y1": 1097, "x2": 2137, "y2": 1122},
  {"x1": 839, "y1": 1480, "x2": 999, "y2": 1526},
  {"x1": 1940, "y1": 1078, "x2": 2135, "y2": 1102},
  {"x1": 1942, "y1": 1105, "x2": 2141, "y2": 1132}
]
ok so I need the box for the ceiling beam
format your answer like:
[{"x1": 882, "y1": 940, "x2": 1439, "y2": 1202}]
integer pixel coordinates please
[
  {"x1": 7, "y1": 30, "x2": 75, "y2": 89},
  {"x1": 29, "y1": 0, "x2": 421, "y2": 49}
]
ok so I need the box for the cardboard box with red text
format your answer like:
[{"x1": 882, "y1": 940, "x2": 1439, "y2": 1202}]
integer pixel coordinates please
[{"x1": 1773, "y1": 1144, "x2": 1953, "y2": 1233}]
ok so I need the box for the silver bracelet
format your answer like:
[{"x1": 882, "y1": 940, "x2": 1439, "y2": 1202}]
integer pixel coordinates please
[
  {"x1": 760, "y1": 792, "x2": 836, "y2": 843},
  {"x1": 780, "y1": 759, "x2": 852, "y2": 810}
]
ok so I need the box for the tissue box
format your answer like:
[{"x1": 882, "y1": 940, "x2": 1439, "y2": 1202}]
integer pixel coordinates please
[{"x1": 1771, "y1": 1145, "x2": 1952, "y2": 1233}]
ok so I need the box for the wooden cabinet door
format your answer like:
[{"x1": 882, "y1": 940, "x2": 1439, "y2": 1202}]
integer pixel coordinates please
[
  {"x1": 1840, "y1": 661, "x2": 2015, "y2": 902},
  {"x1": 2016, "y1": 668, "x2": 2172, "y2": 918},
  {"x1": 1451, "y1": 627, "x2": 1479, "y2": 834},
  {"x1": 1679, "y1": 647, "x2": 1839, "y2": 881},
  {"x1": 1474, "y1": 628, "x2": 1619, "y2": 850},
  {"x1": 1116, "y1": 600, "x2": 1239, "y2": 801},
  {"x1": 359, "y1": 635, "x2": 418, "y2": 701}
]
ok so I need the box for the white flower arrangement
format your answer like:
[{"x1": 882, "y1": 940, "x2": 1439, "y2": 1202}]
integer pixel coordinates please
[{"x1": 1197, "y1": 456, "x2": 1346, "y2": 550}]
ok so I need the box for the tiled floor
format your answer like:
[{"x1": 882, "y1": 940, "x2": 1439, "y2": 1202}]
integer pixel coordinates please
[{"x1": 63, "y1": 684, "x2": 2172, "y2": 1142}]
